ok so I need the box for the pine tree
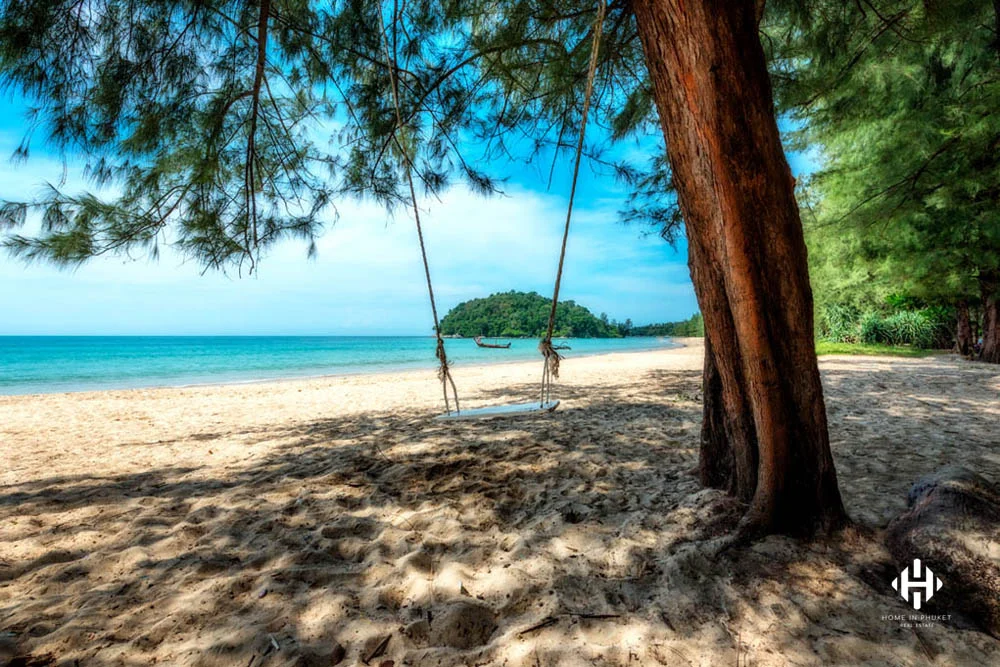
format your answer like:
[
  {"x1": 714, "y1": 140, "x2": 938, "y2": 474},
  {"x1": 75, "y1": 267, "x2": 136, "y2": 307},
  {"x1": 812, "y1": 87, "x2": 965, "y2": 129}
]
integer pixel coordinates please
[
  {"x1": 766, "y1": 0, "x2": 1000, "y2": 361},
  {"x1": 0, "y1": 0, "x2": 848, "y2": 537}
]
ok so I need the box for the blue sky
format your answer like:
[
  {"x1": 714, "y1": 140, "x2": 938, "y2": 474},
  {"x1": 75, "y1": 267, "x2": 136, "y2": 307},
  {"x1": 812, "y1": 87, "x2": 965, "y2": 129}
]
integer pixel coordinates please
[{"x1": 0, "y1": 95, "x2": 814, "y2": 336}]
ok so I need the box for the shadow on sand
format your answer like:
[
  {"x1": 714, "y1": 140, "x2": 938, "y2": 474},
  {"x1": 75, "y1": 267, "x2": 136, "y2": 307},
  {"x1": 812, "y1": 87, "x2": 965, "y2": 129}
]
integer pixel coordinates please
[{"x1": 2, "y1": 358, "x2": 999, "y2": 665}]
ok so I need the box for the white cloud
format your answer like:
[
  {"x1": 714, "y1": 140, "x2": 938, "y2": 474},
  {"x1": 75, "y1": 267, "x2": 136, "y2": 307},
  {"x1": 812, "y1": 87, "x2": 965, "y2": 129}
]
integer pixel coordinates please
[{"x1": 0, "y1": 150, "x2": 696, "y2": 334}]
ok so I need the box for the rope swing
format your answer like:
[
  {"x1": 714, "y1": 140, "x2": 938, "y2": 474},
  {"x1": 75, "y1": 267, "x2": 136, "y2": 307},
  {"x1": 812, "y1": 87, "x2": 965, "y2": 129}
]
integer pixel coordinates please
[
  {"x1": 539, "y1": 0, "x2": 607, "y2": 407},
  {"x1": 379, "y1": 7, "x2": 460, "y2": 415},
  {"x1": 381, "y1": 1, "x2": 605, "y2": 417}
]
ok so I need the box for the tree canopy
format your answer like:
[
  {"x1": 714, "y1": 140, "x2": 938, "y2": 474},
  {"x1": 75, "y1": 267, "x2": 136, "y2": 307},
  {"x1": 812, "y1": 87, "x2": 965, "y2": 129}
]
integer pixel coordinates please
[
  {"x1": 438, "y1": 290, "x2": 702, "y2": 338},
  {"x1": 0, "y1": 0, "x2": 657, "y2": 273},
  {"x1": 764, "y1": 0, "x2": 1000, "y2": 358},
  {"x1": 439, "y1": 290, "x2": 618, "y2": 338}
]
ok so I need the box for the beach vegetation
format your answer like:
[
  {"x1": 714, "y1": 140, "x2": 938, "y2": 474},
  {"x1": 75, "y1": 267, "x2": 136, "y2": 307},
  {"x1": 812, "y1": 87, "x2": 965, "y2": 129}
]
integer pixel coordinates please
[
  {"x1": 768, "y1": 0, "x2": 1000, "y2": 362},
  {"x1": 630, "y1": 313, "x2": 704, "y2": 338},
  {"x1": 817, "y1": 303, "x2": 951, "y2": 350}
]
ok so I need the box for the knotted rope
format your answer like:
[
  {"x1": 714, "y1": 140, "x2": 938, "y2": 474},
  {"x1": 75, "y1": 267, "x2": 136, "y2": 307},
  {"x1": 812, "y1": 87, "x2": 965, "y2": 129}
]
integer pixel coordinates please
[
  {"x1": 379, "y1": 7, "x2": 460, "y2": 414},
  {"x1": 540, "y1": 0, "x2": 606, "y2": 407}
]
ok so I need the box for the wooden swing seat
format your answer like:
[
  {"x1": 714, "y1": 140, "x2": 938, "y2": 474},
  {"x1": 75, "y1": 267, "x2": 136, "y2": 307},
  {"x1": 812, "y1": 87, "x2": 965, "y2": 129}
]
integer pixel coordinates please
[{"x1": 434, "y1": 400, "x2": 560, "y2": 421}]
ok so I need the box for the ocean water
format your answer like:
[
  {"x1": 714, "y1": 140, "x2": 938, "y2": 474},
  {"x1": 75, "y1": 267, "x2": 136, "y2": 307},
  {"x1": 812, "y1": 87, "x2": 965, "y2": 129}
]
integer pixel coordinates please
[{"x1": 0, "y1": 336, "x2": 678, "y2": 396}]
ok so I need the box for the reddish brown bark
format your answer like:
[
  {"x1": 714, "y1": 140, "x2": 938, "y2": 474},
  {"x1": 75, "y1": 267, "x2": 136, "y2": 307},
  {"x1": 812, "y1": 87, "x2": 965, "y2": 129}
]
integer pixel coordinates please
[
  {"x1": 981, "y1": 272, "x2": 1000, "y2": 364},
  {"x1": 694, "y1": 245, "x2": 757, "y2": 501},
  {"x1": 956, "y1": 300, "x2": 973, "y2": 357},
  {"x1": 633, "y1": 0, "x2": 847, "y2": 535}
]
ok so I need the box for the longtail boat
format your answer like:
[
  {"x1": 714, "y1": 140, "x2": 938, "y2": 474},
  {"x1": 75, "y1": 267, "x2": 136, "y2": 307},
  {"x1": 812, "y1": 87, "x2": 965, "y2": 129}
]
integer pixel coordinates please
[{"x1": 474, "y1": 335, "x2": 511, "y2": 349}]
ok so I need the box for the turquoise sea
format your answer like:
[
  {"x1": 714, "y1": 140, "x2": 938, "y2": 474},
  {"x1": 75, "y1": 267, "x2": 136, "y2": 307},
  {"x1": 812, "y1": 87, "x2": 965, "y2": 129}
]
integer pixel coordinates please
[{"x1": 0, "y1": 336, "x2": 678, "y2": 395}]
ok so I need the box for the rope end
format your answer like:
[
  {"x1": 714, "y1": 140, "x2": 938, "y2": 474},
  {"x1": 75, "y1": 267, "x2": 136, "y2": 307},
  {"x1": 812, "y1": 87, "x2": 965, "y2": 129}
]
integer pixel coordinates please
[{"x1": 538, "y1": 338, "x2": 563, "y2": 379}]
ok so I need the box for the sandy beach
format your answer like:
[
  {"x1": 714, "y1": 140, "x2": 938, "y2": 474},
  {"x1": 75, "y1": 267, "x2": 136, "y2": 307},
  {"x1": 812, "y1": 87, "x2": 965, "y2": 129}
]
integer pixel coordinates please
[{"x1": 2, "y1": 340, "x2": 1000, "y2": 665}]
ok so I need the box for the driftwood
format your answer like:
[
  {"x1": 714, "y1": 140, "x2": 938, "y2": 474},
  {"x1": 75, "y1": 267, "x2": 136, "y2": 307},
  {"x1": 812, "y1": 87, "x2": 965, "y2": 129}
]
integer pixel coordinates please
[
  {"x1": 886, "y1": 466, "x2": 1000, "y2": 637},
  {"x1": 362, "y1": 635, "x2": 390, "y2": 664},
  {"x1": 517, "y1": 612, "x2": 621, "y2": 637}
]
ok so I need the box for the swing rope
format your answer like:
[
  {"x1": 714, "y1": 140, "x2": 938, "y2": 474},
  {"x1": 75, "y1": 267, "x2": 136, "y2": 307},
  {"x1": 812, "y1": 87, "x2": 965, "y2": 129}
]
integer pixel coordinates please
[
  {"x1": 379, "y1": 6, "x2": 460, "y2": 414},
  {"x1": 539, "y1": 0, "x2": 606, "y2": 407}
]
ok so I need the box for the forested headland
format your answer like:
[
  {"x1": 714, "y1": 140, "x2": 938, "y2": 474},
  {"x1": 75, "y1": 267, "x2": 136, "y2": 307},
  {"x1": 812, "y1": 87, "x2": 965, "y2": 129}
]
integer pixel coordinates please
[{"x1": 438, "y1": 291, "x2": 702, "y2": 338}]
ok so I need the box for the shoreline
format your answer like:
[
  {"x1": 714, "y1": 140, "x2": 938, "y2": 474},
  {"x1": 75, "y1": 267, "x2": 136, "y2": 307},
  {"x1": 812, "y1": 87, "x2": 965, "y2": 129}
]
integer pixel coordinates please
[
  {"x1": 0, "y1": 342, "x2": 708, "y2": 486},
  {"x1": 0, "y1": 336, "x2": 691, "y2": 399}
]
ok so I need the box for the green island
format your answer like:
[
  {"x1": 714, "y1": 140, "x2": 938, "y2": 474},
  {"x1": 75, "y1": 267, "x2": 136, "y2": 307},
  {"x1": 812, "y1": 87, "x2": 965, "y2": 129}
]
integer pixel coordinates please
[{"x1": 438, "y1": 290, "x2": 704, "y2": 338}]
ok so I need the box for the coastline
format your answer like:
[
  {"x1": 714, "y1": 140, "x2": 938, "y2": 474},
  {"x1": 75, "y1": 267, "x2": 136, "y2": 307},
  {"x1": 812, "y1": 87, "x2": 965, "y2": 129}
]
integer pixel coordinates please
[
  {"x1": 0, "y1": 336, "x2": 691, "y2": 398},
  {"x1": 174, "y1": 335, "x2": 694, "y2": 393},
  {"x1": 0, "y1": 341, "x2": 706, "y2": 486}
]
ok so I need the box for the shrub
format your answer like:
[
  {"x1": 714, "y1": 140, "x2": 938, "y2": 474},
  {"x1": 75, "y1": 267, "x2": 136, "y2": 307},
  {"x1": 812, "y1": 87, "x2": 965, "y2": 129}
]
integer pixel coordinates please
[
  {"x1": 821, "y1": 302, "x2": 952, "y2": 350},
  {"x1": 882, "y1": 310, "x2": 935, "y2": 348},
  {"x1": 919, "y1": 305, "x2": 956, "y2": 349},
  {"x1": 859, "y1": 311, "x2": 887, "y2": 344},
  {"x1": 822, "y1": 304, "x2": 860, "y2": 343}
]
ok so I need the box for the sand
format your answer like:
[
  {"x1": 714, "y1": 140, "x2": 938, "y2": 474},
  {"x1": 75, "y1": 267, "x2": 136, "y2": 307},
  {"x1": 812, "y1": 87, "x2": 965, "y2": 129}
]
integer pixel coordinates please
[{"x1": 2, "y1": 340, "x2": 999, "y2": 666}]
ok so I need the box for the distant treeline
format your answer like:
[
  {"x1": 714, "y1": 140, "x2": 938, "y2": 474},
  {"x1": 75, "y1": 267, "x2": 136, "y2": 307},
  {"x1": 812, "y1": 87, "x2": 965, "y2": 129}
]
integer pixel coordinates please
[
  {"x1": 438, "y1": 291, "x2": 704, "y2": 338},
  {"x1": 628, "y1": 313, "x2": 704, "y2": 337}
]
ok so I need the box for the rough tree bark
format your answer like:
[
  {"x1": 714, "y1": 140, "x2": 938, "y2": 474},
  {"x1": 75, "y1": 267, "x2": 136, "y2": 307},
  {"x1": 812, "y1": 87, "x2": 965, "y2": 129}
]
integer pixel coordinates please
[
  {"x1": 693, "y1": 242, "x2": 757, "y2": 501},
  {"x1": 980, "y1": 272, "x2": 1000, "y2": 364},
  {"x1": 633, "y1": 0, "x2": 847, "y2": 536},
  {"x1": 956, "y1": 300, "x2": 973, "y2": 357},
  {"x1": 982, "y1": 0, "x2": 1000, "y2": 364}
]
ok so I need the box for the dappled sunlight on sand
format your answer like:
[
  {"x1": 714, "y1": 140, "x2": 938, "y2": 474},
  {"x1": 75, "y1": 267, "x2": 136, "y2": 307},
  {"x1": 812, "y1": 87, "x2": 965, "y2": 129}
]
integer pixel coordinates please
[{"x1": 2, "y1": 344, "x2": 999, "y2": 665}]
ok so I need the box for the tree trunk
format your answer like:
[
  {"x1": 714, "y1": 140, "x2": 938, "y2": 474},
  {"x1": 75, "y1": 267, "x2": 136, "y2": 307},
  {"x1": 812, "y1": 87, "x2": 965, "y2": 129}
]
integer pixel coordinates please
[
  {"x1": 981, "y1": 272, "x2": 1000, "y2": 364},
  {"x1": 994, "y1": 0, "x2": 1000, "y2": 63},
  {"x1": 634, "y1": 0, "x2": 847, "y2": 536},
  {"x1": 955, "y1": 300, "x2": 973, "y2": 357},
  {"x1": 693, "y1": 242, "x2": 757, "y2": 501}
]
